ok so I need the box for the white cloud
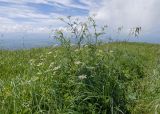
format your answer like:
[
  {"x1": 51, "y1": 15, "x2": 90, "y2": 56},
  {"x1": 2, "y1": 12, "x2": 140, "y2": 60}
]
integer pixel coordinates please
[
  {"x1": 88, "y1": 0, "x2": 160, "y2": 33},
  {"x1": 0, "y1": 0, "x2": 159, "y2": 37},
  {"x1": 0, "y1": 0, "x2": 89, "y2": 33},
  {"x1": 49, "y1": 0, "x2": 87, "y2": 9}
]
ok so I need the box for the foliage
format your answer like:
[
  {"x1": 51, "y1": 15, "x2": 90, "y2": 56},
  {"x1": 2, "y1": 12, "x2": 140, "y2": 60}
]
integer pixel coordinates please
[{"x1": 0, "y1": 16, "x2": 159, "y2": 114}]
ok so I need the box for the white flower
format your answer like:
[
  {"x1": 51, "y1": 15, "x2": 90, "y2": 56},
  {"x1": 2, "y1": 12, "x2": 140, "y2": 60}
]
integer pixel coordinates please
[
  {"x1": 29, "y1": 59, "x2": 35, "y2": 65},
  {"x1": 54, "y1": 55, "x2": 57, "y2": 58},
  {"x1": 110, "y1": 50, "x2": 114, "y2": 53},
  {"x1": 37, "y1": 72, "x2": 42, "y2": 75},
  {"x1": 84, "y1": 45, "x2": 88, "y2": 47},
  {"x1": 98, "y1": 50, "x2": 103, "y2": 53},
  {"x1": 53, "y1": 66, "x2": 61, "y2": 71},
  {"x1": 74, "y1": 61, "x2": 82, "y2": 65},
  {"x1": 31, "y1": 76, "x2": 39, "y2": 81},
  {"x1": 87, "y1": 66, "x2": 95, "y2": 70},
  {"x1": 78, "y1": 75, "x2": 87, "y2": 80},
  {"x1": 49, "y1": 62, "x2": 55, "y2": 68},
  {"x1": 75, "y1": 49, "x2": 79, "y2": 52},
  {"x1": 47, "y1": 52, "x2": 52, "y2": 55},
  {"x1": 44, "y1": 69, "x2": 52, "y2": 73},
  {"x1": 29, "y1": 59, "x2": 34, "y2": 62},
  {"x1": 37, "y1": 63, "x2": 43, "y2": 67}
]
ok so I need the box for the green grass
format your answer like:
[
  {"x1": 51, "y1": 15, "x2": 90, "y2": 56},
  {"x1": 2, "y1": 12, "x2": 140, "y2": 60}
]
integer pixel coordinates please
[{"x1": 0, "y1": 42, "x2": 160, "y2": 114}]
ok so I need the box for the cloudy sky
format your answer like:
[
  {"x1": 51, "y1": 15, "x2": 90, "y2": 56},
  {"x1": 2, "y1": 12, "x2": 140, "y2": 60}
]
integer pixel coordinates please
[{"x1": 0, "y1": 0, "x2": 159, "y2": 41}]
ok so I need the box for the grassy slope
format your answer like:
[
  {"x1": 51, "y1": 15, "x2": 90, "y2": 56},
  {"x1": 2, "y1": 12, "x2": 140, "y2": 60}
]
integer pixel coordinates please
[{"x1": 0, "y1": 42, "x2": 160, "y2": 114}]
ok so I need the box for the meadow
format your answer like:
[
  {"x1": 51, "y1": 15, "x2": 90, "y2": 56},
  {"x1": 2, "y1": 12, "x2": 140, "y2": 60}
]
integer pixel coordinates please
[
  {"x1": 0, "y1": 17, "x2": 160, "y2": 114},
  {"x1": 0, "y1": 42, "x2": 160, "y2": 114}
]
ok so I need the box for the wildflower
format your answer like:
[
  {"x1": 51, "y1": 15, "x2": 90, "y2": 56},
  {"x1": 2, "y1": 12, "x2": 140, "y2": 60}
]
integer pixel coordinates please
[
  {"x1": 110, "y1": 50, "x2": 114, "y2": 53},
  {"x1": 84, "y1": 45, "x2": 88, "y2": 47},
  {"x1": 40, "y1": 58, "x2": 45, "y2": 61},
  {"x1": 53, "y1": 66, "x2": 61, "y2": 71},
  {"x1": 87, "y1": 66, "x2": 95, "y2": 70},
  {"x1": 54, "y1": 55, "x2": 57, "y2": 58},
  {"x1": 75, "y1": 49, "x2": 79, "y2": 52},
  {"x1": 40, "y1": 55, "x2": 44, "y2": 59},
  {"x1": 29, "y1": 59, "x2": 34, "y2": 62},
  {"x1": 78, "y1": 75, "x2": 87, "y2": 80},
  {"x1": 31, "y1": 76, "x2": 39, "y2": 81},
  {"x1": 22, "y1": 102, "x2": 30, "y2": 108},
  {"x1": 51, "y1": 72, "x2": 56, "y2": 76},
  {"x1": 44, "y1": 69, "x2": 52, "y2": 73},
  {"x1": 49, "y1": 62, "x2": 55, "y2": 68},
  {"x1": 47, "y1": 52, "x2": 52, "y2": 55},
  {"x1": 37, "y1": 72, "x2": 42, "y2": 75},
  {"x1": 29, "y1": 59, "x2": 35, "y2": 65},
  {"x1": 37, "y1": 63, "x2": 43, "y2": 67},
  {"x1": 74, "y1": 61, "x2": 82, "y2": 65},
  {"x1": 98, "y1": 49, "x2": 103, "y2": 53}
]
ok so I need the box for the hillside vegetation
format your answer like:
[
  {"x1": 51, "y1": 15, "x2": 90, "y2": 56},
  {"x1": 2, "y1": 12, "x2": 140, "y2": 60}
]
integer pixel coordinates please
[
  {"x1": 0, "y1": 17, "x2": 160, "y2": 114},
  {"x1": 0, "y1": 42, "x2": 160, "y2": 114}
]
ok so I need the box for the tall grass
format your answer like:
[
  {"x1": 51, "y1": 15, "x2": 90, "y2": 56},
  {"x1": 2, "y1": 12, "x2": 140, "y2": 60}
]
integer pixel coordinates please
[{"x1": 0, "y1": 17, "x2": 159, "y2": 114}]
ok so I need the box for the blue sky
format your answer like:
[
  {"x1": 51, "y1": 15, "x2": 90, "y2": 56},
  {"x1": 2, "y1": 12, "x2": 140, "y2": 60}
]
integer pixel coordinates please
[{"x1": 0, "y1": 0, "x2": 159, "y2": 40}]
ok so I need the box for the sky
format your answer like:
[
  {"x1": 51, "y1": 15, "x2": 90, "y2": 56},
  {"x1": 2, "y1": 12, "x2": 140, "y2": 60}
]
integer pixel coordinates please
[{"x1": 0, "y1": 0, "x2": 160, "y2": 42}]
